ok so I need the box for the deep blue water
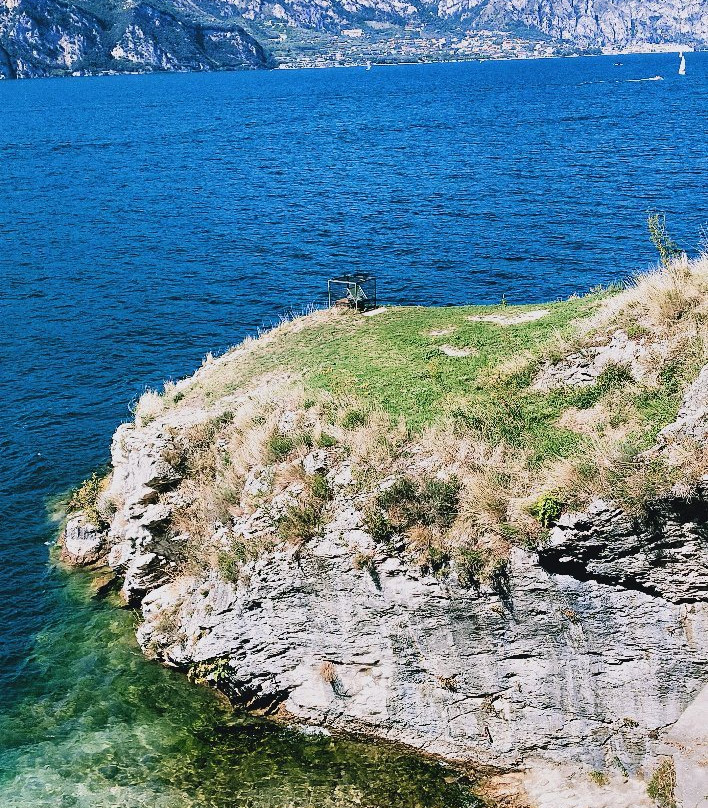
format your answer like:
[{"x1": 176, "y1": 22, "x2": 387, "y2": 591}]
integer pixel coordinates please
[{"x1": 0, "y1": 52, "x2": 706, "y2": 804}]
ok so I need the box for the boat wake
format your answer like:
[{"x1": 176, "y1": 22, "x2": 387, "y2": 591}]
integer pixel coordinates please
[{"x1": 627, "y1": 76, "x2": 664, "y2": 82}]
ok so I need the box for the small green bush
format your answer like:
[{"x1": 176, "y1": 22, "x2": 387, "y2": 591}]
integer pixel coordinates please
[
  {"x1": 266, "y1": 431, "x2": 295, "y2": 463},
  {"x1": 67, "y1": 472, "x2": 109, "y2": 527},
  {"x1": 376, "y1": 478, "x2": 417, "y2": 511},
  {"x1": 421, "y1": 477, "x2": 460, "y2": 529},
  {"x1": 279, "y1": 501, "x2": 323, "y2": 544},
  {"x1": 556, "y1": 362, "x2": 634, "y2": 411},
  {"x1": 596, "y1": 362, "x2": 634, "y2": 396},
  {"x1": 309, "y1": 472, "x2": 330, "y2": 501},
  {"x1": 455, "y1": 548, "x2": 488, "y2": 587},
  {"x1": 369, "y1": 475, "x2": 461, "y2": 541},
  {"x1": 458, "y1": 392, "x2": 582, "y2": 466},
  {"x1": 421, "y1": 545, "x2": 450, "y2": 575},
  {"x1": 648, "y1": 213, "x2": 682, "y2": 271},
  {"x1": 529, "y1": 493, "x2": 563, "y2": 528},
  {"x1": 341, "y1": 409, "x2": 367, "y2": 429},
  {"x1": 217, "y1": 550, "x2": 242, "y2": 583},
  {"x1": 316, "y1": 432, "x2": 338, "y2": 448},
  {"x1": 624, "y1": 322, "x2": 651, "y2": 340},
  {"x1": 364, "y1": 509, "x2": 395, "y2": 543}
]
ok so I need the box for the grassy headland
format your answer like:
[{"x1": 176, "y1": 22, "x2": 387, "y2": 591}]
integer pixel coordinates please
[{"x1": 124, "y1": 256, "x2": 707, "y2": 583}]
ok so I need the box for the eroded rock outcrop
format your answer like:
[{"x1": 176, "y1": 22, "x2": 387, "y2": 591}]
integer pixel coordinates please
[
  {"x1": 533, "y1": 329, "x2": 668, "y2": 390},
  {"x1": 543, "y1": 494, "x2": 708, "y2": 603},
  {"x1": 60, "y1": 514, "x2": 109, "y2": 566},
  {"x1": 656, "y1": 364, "x2": 708, "y2": 452}
]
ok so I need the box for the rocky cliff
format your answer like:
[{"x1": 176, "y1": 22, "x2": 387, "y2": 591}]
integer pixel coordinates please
[
  {"x1": 0, "y1": 0, "x2": 273, "y2": 78},
  {"x1": 1, "y1": 0, "x2": 704, "y2": 78},
  {"x1": 61, "y1": 257, "x2": 708, "y2": 807}
]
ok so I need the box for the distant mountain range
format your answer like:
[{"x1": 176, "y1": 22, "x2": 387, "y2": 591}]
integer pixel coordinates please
[{"x1": 1, "y1": 0, "x2": 705, "y2": 78}]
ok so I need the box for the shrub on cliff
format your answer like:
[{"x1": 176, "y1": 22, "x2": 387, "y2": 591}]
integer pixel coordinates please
[
  {"x1": 278, "y1": 472, "x2": 332, "y2": 545},
  {"x1": 647, "y1": 759, "x2": 677, "y2": 808},
  {"x1": 648, "y1": 213, "x2": 683, "y2": 272},
  {"x1": 367, "y1": 475, "x2": 460, "y2": 540},
  {"x1": 67, "y1": 472, "x2": 111, "y2": 528}
]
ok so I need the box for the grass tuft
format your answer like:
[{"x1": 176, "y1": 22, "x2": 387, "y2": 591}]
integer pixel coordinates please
[
  {"x1": 647, "y1": 759, "x2": 677, "y2": 808},
  {"x1": 266, "y1": 431, "x2": 295, "y2": 463}
]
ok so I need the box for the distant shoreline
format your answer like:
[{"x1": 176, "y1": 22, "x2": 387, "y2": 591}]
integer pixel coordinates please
[
  {"x1": 3, "y1": 42, "x2": 701, "y2": 83},
  {"x1": 274, "y1": 44, "x2": 698, "y2": 72}
]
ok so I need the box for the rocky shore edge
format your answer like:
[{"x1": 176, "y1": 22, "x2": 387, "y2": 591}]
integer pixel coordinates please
[{"x1": 60, "y1": 261, "x2": 708, "y2": 808}]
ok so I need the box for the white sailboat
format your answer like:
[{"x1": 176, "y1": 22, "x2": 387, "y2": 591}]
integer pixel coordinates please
[{"x1": 679, "y1": 52, "x2": 686, "y2": 76}]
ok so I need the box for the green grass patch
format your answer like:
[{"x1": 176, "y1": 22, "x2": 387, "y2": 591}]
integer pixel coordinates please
[
  {"x1": 199, "y1": 298, "x2": 603, "y2": 435},
  {"x1": 265, "y1": 431, "x2": 295, "y2": 463}
]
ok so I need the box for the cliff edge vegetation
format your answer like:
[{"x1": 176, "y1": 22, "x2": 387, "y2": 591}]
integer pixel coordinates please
[{"x1": 62, "y1": 255, "x2": 708, "y2": 808}]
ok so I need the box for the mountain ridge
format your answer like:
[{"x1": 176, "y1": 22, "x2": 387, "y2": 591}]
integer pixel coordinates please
[{"x1": 0, "y1": 0, "x2": 705, "y2": 78}]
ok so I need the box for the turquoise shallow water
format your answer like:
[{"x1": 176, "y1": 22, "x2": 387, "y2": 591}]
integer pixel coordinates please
[
  {"x1": 0, "y1": 52, "x2": 706, "y2": 805},
  {"x1": 0, "y1": 565, "x2": 480, "y2": 806}
]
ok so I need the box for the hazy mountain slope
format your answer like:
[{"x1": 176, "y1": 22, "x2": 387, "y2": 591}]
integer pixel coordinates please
[
  {"x1": 469, "y1": 0, "x2": 708, "y2": 49},
  {"x1": 188, "y1": 0, "x2": 707, "y2": 47}
]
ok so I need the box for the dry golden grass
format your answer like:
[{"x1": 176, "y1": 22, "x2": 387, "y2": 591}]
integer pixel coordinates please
[
  {"x1": 319, "y1": 661, "x2": 338, "y2": 685},
  {"x1": 580, "y1": 254, "x2": 708, "y2": 339},
  {"x1": 134, "y1": 389, "x2": 164, "y2": 427}
]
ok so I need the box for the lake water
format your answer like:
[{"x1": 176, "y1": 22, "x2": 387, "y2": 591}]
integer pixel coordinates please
[{"x1": 0, "y1": 52, "x2": 706, "y2": 806}]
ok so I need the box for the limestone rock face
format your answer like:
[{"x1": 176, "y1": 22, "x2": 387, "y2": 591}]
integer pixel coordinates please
[
  {"x1": 656, "y1": 364, "x2": 708, "y2": 451},
  {"x1": 59, "y1": 360, "x2": 708, "y2": 806},
  {"x1": 662, "y1": 684, "x2": 708, "y2": 808},
  {"x1": 0, "y1": 0, "x2": 105, "y2": 78},
  {"x1": 109, "y1": 3, "x2": 270, "y2": 72},
  {"x1": 472, "y1": 0, "x2": 708, "y2": 49},
  {"x1": 136, "y1": 540, "x2": 708, "y2": 775},
  {"x1": 101, "y1": 422, "x2": 185, "y2": 604},
  {"x1": 544, "y1": 495, "x2": 708, "y2": 603}
]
